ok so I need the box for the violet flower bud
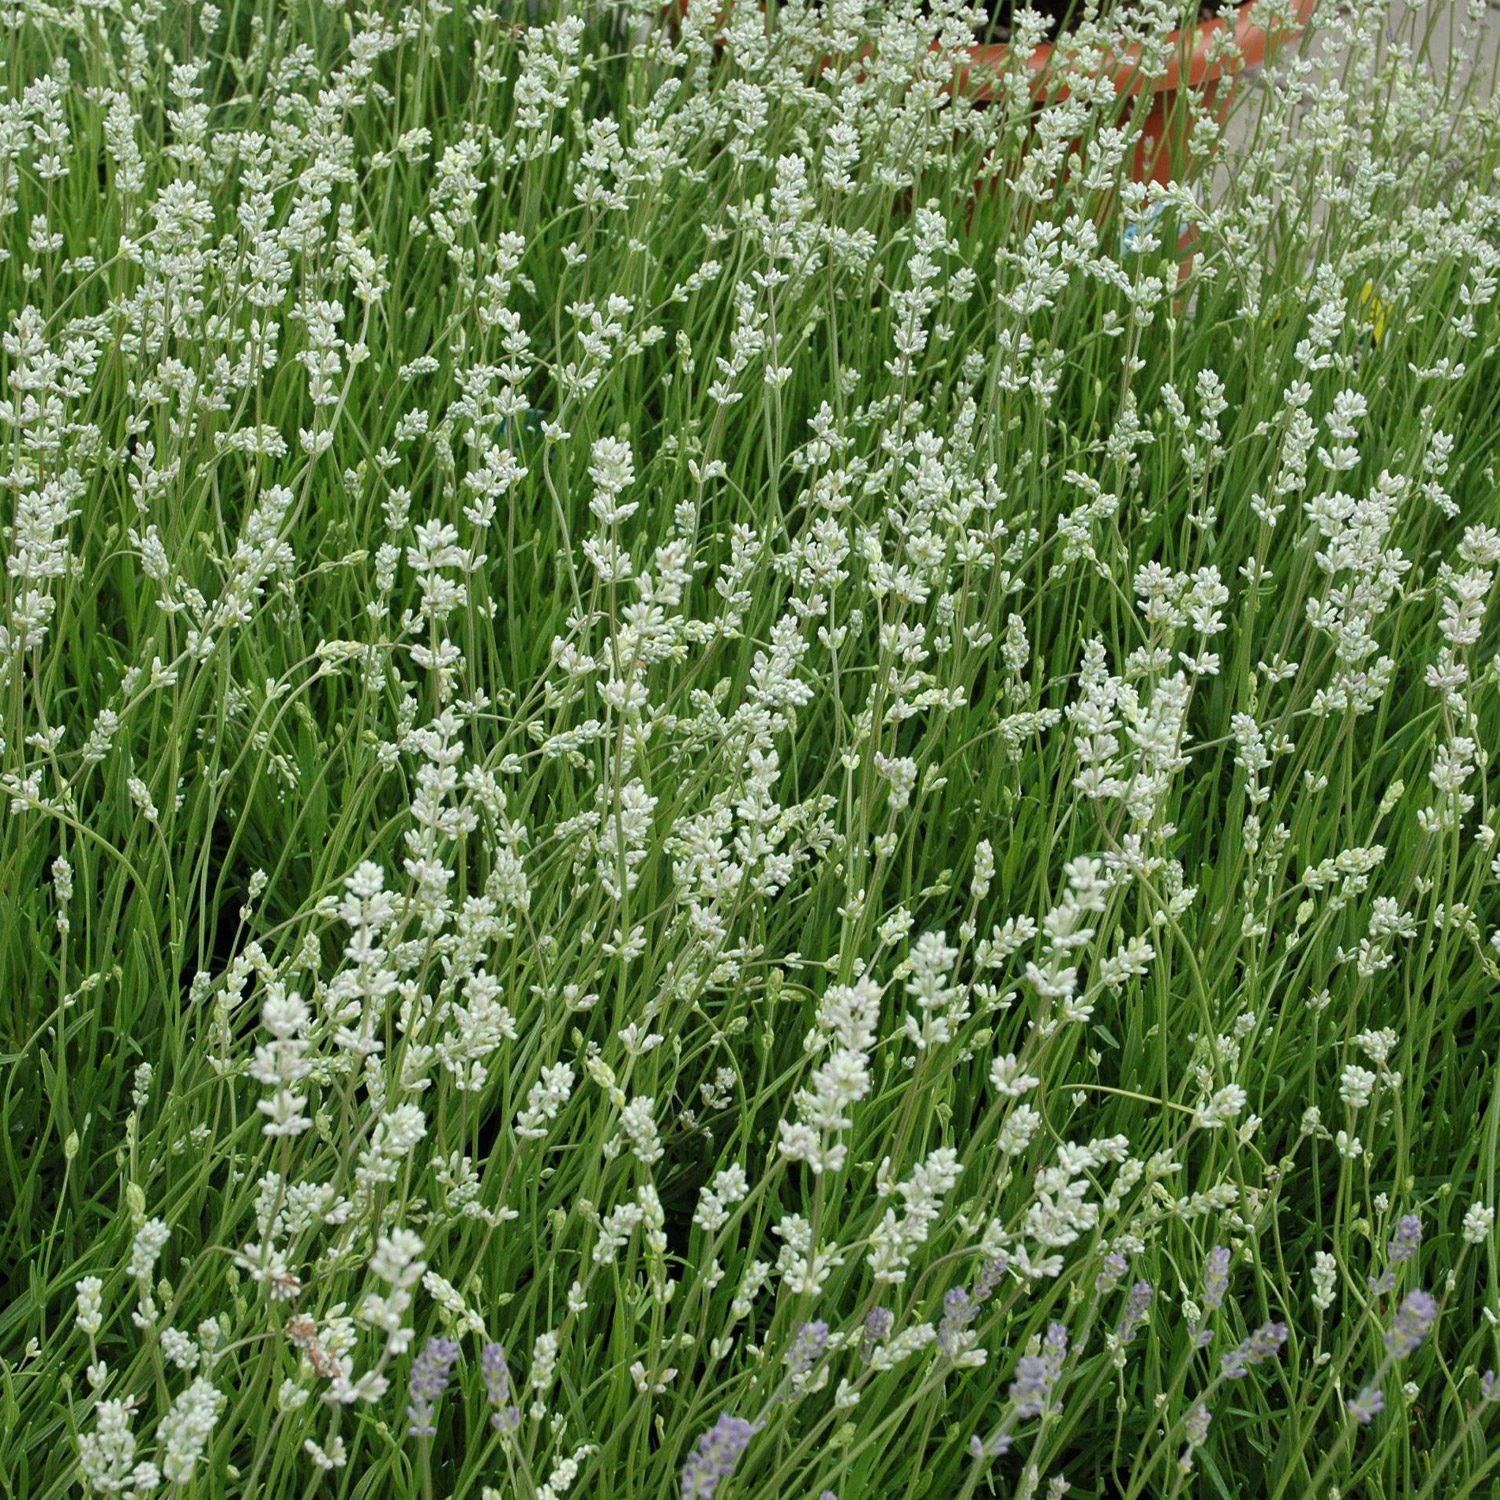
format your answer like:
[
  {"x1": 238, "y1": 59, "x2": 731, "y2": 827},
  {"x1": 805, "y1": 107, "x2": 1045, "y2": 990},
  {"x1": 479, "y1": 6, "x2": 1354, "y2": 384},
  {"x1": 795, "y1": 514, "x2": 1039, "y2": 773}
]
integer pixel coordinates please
[
  {"x1": 1387, "y1": 1215, "x2": 1422, "y2": 1264},
  {"x1": 1009, "y1": 1321, "x2": 1068, "y2": 1420},
  {"x1": 1202, "y1": 1246, "x2": 1230, "y2": 1311},
  {"x1": 787, "y1": 1320, "x2": 829, "y2": 1376},
  {"x1": 975, "y1": 1256, "x2": 1007, "y2": 1301},
  {"x1": 939, "y1": 1287, "x2": 979, "y2": 1357},
  {"x1": 1116, "y1": 1281, "x2": 1153, "y2": 1345},
  {"x1": 1096, "y1": 1252, "x2": 1128, "y2": 1295},
  {"x1": 1220, "y1": 1321, "x2": 1288, "y2": 1380},
  {"x1": 1384, "y1": 1290, "x2": 1437, "y2": 1359},
  {"x1": 481, "y1": 1342, "x2": 520, "y2": 1433},
  {"x1": 681, "y1": 1413, "x2": 757, "y2": 1500},
  {"x1": 406, "y1": 1336, "x2": 460, "y2": 1438}
]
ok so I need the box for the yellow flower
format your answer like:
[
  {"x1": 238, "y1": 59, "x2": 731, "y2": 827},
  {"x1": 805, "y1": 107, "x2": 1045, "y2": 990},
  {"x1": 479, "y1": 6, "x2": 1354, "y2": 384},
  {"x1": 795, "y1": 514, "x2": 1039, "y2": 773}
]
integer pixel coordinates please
[{"x1": 1359, "y1": 279, "x2": 1388, "y2": 346}]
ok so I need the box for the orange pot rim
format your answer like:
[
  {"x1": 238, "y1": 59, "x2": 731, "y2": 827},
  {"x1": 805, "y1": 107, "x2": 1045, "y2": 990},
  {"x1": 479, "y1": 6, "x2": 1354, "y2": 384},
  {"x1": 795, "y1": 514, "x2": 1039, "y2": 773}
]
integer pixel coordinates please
[
  {"x1": 947, "y1": 0, "x2": 1317, "y2": 101},
  {"x1": 673, "y1": 0, "x2": 1316, "y2": 104}
]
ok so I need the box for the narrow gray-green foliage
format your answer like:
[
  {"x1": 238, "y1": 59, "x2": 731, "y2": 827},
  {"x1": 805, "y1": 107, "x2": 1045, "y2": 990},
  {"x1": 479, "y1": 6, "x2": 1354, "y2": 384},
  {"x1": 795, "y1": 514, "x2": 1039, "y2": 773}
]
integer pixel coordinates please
[{"x1": 2, "y1": 0, "x2": 1500, "y2": 1497}]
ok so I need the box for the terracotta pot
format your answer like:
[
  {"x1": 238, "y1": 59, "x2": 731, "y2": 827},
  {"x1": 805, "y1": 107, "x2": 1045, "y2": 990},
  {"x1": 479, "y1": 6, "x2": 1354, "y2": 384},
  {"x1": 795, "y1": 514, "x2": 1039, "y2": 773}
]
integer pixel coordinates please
[
  {"x1": 670, "y1": 0, "x2": 1313, "y2": 289},
  {"x1": 670, "y1": 0, "x2": 1313, "y2": 191},
  {"x1": 951, "y1": 0, "x2": 1315, "y2": 187}
]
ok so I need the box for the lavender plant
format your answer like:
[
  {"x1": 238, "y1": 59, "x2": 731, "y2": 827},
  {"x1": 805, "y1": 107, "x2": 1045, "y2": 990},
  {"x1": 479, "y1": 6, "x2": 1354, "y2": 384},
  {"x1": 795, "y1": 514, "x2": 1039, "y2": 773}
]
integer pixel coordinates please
[{"x1": 2, "y1": 0, "x2": 1500, "y2": 1496}]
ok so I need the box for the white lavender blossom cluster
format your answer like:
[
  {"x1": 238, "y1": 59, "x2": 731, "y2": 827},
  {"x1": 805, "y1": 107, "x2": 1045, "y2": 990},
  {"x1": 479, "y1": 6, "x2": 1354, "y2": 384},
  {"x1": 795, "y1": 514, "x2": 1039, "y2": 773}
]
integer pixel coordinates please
[{"x1": 2, "y1": 0, "x2": 1499, "y2": 1496}]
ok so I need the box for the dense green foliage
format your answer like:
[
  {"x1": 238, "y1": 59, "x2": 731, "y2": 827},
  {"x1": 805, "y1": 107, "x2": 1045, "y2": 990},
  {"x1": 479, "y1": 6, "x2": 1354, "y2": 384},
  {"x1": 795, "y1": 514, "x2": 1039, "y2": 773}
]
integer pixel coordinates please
[{"x1": 3, "y1": 0, "x2": 1500, "y2": 1497}]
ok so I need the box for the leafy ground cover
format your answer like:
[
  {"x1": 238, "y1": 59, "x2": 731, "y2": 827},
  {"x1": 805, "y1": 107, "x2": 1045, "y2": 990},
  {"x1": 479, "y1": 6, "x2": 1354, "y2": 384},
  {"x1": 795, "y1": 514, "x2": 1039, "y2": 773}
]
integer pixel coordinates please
[{"x1": 3, "y1": 0, "x2": 1500, "y2": 1496}]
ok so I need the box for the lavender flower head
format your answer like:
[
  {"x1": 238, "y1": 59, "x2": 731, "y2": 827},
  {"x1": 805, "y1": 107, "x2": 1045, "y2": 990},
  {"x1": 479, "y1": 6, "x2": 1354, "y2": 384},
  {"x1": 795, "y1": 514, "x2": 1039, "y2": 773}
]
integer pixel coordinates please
[
  {"x1": 968, "y1": 1431, "x2": 1014, "y2": 1462},
  {"x1": 1348, "y1": 1385, "x2": 1386, "y2": 1424},
  {"x1": 1202, "y1": 1246, "x2": 1231, "y2": 1311},
  {"x1": 1117, "y1": 1280, "x2": 1153, "y2": 1346},
  {"x1": 407, "y1": 1336, "x2": 460, "y2": 1438},
  {"x1": 1387, "y1": 1214, "x2": 1422, "y2": 1264},
  {"x1": 1010, "y1": 1355, "x2": 1054, "y2": 1420},
  {"x1": 682, "y1": 1413, "x2": 757, "y2": 1500},
  {"x1": 975, "y1": 1256, "x2": 1008, "y2": 1302},
  {"x1": 1385, "y1": 1290, "x2": 1437, "y2": 1359},
  {"x1": 481, "y1": 1342, "x2": 521, "y2": 1433},
  {"x1": 1096, "y1": 1251, "x2": 1128, "y2": 1295},
  {"x1": 1220, "y1": 1321, "x2": 1288, "y2": 1380},
  {"x1": 1010, "y1": 1322, "x2": 1068, "y2": 1420},
  {"x1": 939, "y1": 1287, "x2": 979, "y2": 1357},
  {"x1": 940, "y1": 1258, "x2": 1008, "y2": 1359},
  {"x1": 862, "y1": 1307, "x2": 894, "y2": 1363},
  {"x1": 788, "y1": 1320, "x2": 830, "y2": 1376},
  {"x1": 1178, "y1": 1402, "x2": 1212, "y2": 1474},
  {"x1": 1184, "y1": 1402, "x2": 1211, "y2": 1447},
  {"x1": 944, "y1": 1287, "x2": 973, "y2": 1319},
  {"x1": 1043, "y1": 1321, "x2": 1068, "y2": 1363}
]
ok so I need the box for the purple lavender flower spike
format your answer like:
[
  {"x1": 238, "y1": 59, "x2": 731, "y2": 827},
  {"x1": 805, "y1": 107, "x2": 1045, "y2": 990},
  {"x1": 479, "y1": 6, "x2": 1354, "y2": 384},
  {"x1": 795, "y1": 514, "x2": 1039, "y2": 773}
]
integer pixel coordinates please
[
  {"x1": 681, "y1": 1413, "x2": 757, "y2": 1500},
  {"x1": 788, "y1": 1320, "x2": 830, "y2": 1375},
  {"x1": 1220, "y1": 1321, "x2": 1288, "y2": 1380},
  {"x1": 975, "y1": 1256, "x2": 1008, "y2": 1301},
  {"x1": 1043, "y1": 1322, "x2": 1068, "y2": 1365},
  {"x1": 1096, "y1": 1252, "x2": 1128, "y2": 1295},
  {"x1": 1384, "y1": 1290, "x2": 1437, "y2": 1358},
  {"x1": 406, "y1": 1335, "x2": 461, "y2": 1438},
  {"x1": 969, "y1": 1431, "x2": 1013, "y2": 1461},
  {"x1": 1117, "y1": 1280, "x2": 1153, "y2": 1345},
  {"x1": 862, "y1": 1307, "x2": 893, "y2": 1362},
  {"x1": 481, "y1": 1342, "x2": 521, "y2": 1433},
  {"x1": 1184, "y1": 1403, "x2": 1211, "y2": 1446},
  {"x1": 1348, "y1": 1385, "x2": 1386, "y2": 1424},
  {"x1": 1177, "y1": 1401, "x2": 1212, "y2": 1473},
  {"x1": 1387, "y1": 1214, "x2": 1422, "y2": 1264},
  {"x1": 1202, "y1": 1246, "x2": 1230, "y2": 1311},
  {"x1": 939, "y1": 1287, "x2": 979, "y2": 1357},
  {"x1": 1011, "y1": 1354, "x2": 1052, "y2": 1418},
  {"x1": 1010, "y1": 1322, "x2": 1068, "y2": 1420}
]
